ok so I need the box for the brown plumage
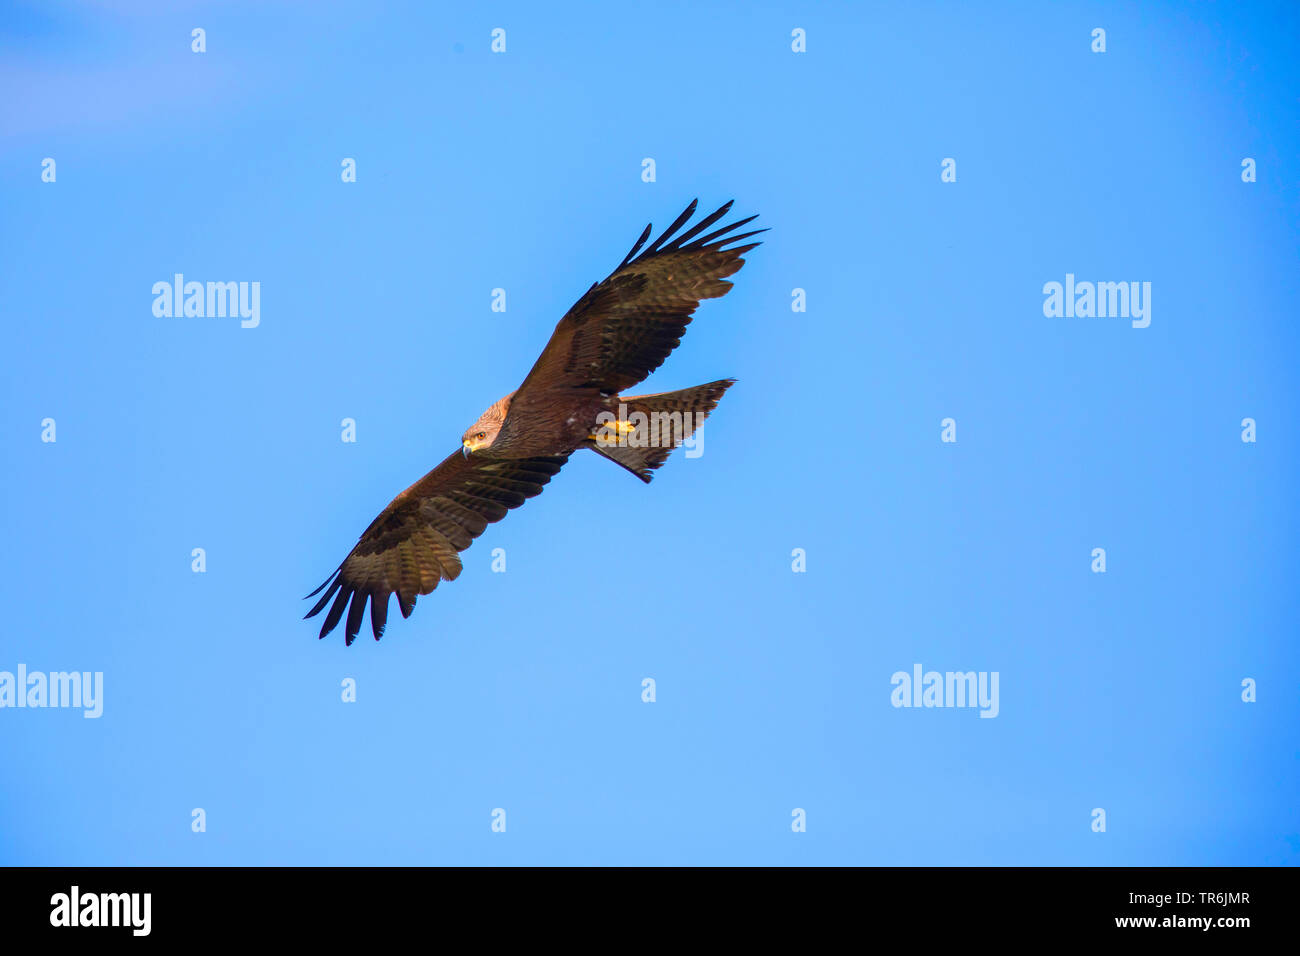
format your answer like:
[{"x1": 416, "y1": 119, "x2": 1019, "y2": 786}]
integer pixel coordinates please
[{"x1": 306, "y1": 200, "x2": 763, "y2": 644}]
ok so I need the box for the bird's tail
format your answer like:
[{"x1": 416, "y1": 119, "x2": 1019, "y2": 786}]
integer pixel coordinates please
[{"x1": 587, "y1": 379, "x2": 735, "y2": 482}]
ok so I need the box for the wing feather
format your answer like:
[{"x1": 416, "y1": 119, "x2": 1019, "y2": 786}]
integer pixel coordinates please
[
  {"x1": 320, "y1": 585, "x2": 352, "y2": 641},
  {"x1": 344, "y1": 591, "x2": 368, "y2": 646},
  {"x1": 397, "y1": 591, "x2": 416, "y2": 619}
]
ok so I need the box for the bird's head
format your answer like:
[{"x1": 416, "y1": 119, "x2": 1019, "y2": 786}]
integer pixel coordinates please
[{"x1": 461, "y1": 395, "x2": 511, "y2": 456}]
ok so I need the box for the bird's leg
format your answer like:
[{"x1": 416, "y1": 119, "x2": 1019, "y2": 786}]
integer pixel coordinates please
[{"x1": 589, "y1": 418, "x2": 637, "y2": 445}]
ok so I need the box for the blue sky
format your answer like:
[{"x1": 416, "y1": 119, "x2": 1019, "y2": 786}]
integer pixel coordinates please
[{"x1": 2, "y1": 0, "x2": 1297, "y2": 865}]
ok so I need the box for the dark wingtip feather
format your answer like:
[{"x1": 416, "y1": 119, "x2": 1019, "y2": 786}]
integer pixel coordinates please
[
  {"x1": 304, "y1": 573, "x2": 344, "y2": 619},
  {"x1": 664, "y1": 200, "x2": 734, "y2": 251},
  {"x1": 618, "y1": 222, "x2": 654, "y2": 270},
  {"x1": 642, "y1": 199, "x2": 700, "y2": 257},
  {"x1": 319, "y1": 585, "x2": 351, "y2": 639},
  {"x1": 695, "y1": 214, "x2": 761, "y2": 248},
  {"x1": 304, "y1": 567, "x2": 340, "y2": 600},
  {"x1": 398, "y1": 591, "x2": 417, "y2": 619},
  {"x1": 715, "y1": 227, "x2": 769, "y2": 248},
  {"x1": 371, "y1": 592, "x2": 389, "y2": 641},
  {"x1": 344, "y1": 591, "x2": 368, "y2": 647}
]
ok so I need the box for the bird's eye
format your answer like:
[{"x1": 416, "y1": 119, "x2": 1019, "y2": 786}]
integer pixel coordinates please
[{"x1": 476, "y1": 432, "x2": 486, "y2": 440}]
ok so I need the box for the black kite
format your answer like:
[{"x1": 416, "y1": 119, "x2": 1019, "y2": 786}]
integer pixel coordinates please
[{"x1": 306, "y1": 200, "x2": 763, "y2": 644}]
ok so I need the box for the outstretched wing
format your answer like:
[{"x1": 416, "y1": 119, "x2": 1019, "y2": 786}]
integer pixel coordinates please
[
  {"x1": 506, "y1": 199, "x2": 763, "y2": 420},
  {"x1": 305, "y1": 449, "x2": 569, "y2": 644}
]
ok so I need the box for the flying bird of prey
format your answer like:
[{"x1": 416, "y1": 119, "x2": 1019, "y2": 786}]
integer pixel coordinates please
[{"x1": 306, "y1": 199, "x2": 763, "y2": 644}]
